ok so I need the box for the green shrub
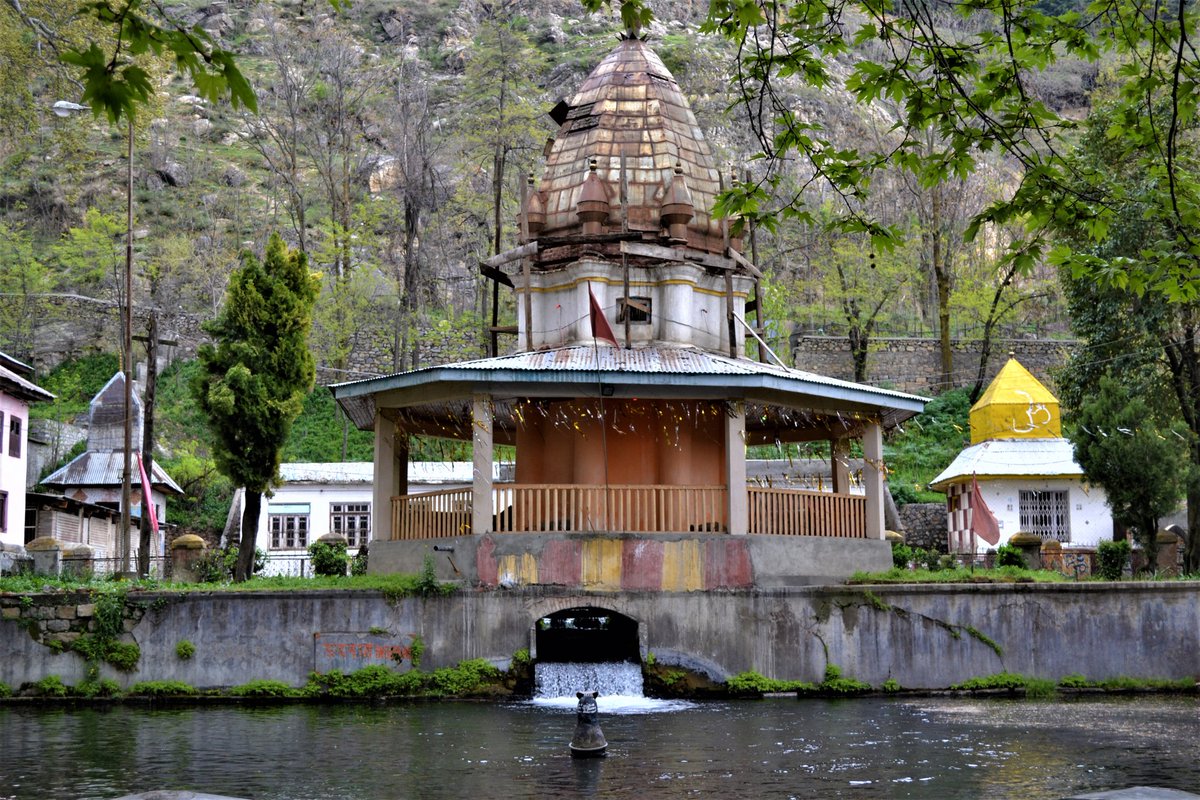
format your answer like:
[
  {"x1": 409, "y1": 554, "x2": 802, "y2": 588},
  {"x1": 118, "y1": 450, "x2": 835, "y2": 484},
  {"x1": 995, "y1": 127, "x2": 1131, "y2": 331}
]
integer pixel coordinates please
[
  {"x1": 77, "y1": 678, "x2": 122, "y2": 698},
  {"x1": 0, "y1": 681, "x2": 11, "y2": 698},
  {"x1": 819, "y1": 663, "x2": 871, "y2": 694},
  {"x1": 1097, "y1": 539, "x2": 1131, "y2": 580},
  {"x1": 995, "y1": 544, "x2": 1026, "y2": 568},
  {"x1": 951, "y1": 672, "x2": 1028, "y2": 691},
  {"x1": 724, "y1": 670, "x2": 813, "y2": 694},
  {"x1": 309, "y1": 539, "x2": 349, "y2": 577},
  {"x1": 105, "y1": 642, "x2": 140, "y2": 672},
  {"x1": 891, "y1": 542, "x2": 913, "y2": 569},
  {"x1": 31, "y1": 675, "x2": 70, "y2": 697},
  {"x1": 425, "y1": 659, "x2": 502, "y2": 695},
  {"x1": 351, "y1": 545, "x2": 369, "y2": 576},
  {"x1": 175, "y1": 640, "x2": 196, "y2": 660},
  {"x1": 1025, "y1": 678, "x2": 1057, "y2": 699},
  {"x1": 882, "y1": 678, "x2": 901, "y2": 693},
  {"x1": 416, "y1": 554, "x2": 450, "y2": 596},
  {"x1": 127, "y1": 680, "x2": 196, "y2": 697},
  {"x1": 229, "y1": 680, "x2": 296, "y2": 698},
  {"x1": 195, "y1": 545, "x2": 267, "y2": 582},
  {"x1": 1058, "y1": 673, "x2": 1092, "y2": 688}
]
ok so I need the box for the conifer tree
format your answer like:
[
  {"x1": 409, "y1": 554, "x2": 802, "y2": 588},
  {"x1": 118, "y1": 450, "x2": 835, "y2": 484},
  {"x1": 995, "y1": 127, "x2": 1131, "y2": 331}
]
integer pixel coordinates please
[
  {"x1": 192, "y1": 234, "x2": 319, "y2": 581},
  {"x1": 1071, "y1": 375, "x2": 1192, "y2": 572}
]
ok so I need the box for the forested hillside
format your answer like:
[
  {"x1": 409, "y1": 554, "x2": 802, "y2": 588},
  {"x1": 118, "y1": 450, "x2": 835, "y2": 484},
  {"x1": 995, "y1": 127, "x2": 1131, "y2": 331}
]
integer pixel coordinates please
[
  {"x1": 0, "y1": 0, "x2": 1075, "y2": 382},
  {"x1": 0, "y1": 0, "x2": 1113, "y2": 535}
]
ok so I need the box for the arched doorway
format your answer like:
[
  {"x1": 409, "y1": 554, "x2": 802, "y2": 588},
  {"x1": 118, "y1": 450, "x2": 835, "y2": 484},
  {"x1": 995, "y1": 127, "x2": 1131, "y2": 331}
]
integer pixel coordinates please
[{"x1": 534, "y1": 606, "x2": 640, "y2": 663}]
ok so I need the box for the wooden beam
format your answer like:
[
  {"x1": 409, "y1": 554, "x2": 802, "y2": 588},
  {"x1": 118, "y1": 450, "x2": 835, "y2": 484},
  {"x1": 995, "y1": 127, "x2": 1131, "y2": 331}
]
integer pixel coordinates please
[
  {"x1": 480, "y1": 265, "x2": 514, "y2": 288},
  {"x1": 618, "y1": 240, "x2": 736, "y2": 271},
  {"x1": 489, "y1": 325, "x2": 518, "y2": 334},
  {"x1": 481, "y1": 242, "x2": 538, "y2": 269},
  {"x1": 726, "y1": 246, "x2": 764, "y2": 278}
]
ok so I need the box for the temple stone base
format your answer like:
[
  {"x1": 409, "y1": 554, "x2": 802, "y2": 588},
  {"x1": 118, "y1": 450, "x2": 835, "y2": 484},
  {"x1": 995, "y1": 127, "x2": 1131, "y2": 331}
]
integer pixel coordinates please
[{"x1": 368, "y1": 533, "x2": 891, "y2": 589}]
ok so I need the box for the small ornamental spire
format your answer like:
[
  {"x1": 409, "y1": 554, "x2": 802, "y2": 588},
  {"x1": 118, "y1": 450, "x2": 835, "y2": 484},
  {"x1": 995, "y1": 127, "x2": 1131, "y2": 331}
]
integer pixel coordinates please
[
  {"x1": 521, "y1": 172, "x2": 545, "y2": 238},
  {"x1": 660, "y1": 161, "x2": 694, "y2": 242},
  {"x1": 577, "y1": 157, "x2": 610, "y2": 235}
]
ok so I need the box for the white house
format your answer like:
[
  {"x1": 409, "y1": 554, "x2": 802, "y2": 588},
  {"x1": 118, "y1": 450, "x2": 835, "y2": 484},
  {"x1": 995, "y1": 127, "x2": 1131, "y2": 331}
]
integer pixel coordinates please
[
  {"x1": 930, "y1": 357, "x2": 1113, "y2": 552},
  {"x1": 253, "y1": 462, "x2": 511, "y2": 569},
  {"x1": 0, "y1": 352, "x2": 55, "y2": 547}
]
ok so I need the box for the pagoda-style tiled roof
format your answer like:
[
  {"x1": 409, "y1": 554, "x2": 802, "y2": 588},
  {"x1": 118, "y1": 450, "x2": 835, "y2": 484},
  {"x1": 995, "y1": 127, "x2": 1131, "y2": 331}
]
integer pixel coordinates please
[{"x1": 533, "y1": 34, "x2": 725, "y2": 254}]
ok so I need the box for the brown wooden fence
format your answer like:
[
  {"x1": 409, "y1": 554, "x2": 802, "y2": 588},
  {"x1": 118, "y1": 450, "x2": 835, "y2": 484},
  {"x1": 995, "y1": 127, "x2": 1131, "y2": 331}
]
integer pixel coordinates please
[
  {"x1": 746, "y1": 487, "x2": 865, "y2": 537},
  {"x1": 391, "y1": 485, "x2": 863, "y2": 539}
]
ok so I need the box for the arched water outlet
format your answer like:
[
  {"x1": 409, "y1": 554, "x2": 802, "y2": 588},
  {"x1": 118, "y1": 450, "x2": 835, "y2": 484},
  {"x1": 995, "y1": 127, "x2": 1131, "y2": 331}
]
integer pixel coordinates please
[{"x1": 533, "y1": 607, "x2": 643, "y2": 700}]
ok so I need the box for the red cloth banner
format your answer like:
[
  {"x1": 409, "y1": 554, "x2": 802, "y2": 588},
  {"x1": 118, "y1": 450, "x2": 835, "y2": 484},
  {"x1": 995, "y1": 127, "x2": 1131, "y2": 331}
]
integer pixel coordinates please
[
  {"x1": 588, "y1": 284, "x2": 619, "y2": 346},
  {"x1": 971, "y1": 474, "x2": 1001, "y2": 546}
]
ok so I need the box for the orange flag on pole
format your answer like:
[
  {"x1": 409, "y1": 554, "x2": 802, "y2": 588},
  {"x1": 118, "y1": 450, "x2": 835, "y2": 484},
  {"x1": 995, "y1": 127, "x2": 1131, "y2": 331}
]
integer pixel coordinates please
[
  {"x1": 970, "y1": 474, "x2": 1000, "y2": 546},
  {"x1": 588, "y1": 283, "x2": 619, "y2": 346}
]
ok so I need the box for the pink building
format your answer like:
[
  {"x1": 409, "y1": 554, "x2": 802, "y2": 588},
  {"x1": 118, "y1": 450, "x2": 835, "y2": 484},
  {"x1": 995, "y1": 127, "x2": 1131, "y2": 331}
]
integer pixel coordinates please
[{"x1": 0, "y1": 352, "x2": 54, "y2": 547}]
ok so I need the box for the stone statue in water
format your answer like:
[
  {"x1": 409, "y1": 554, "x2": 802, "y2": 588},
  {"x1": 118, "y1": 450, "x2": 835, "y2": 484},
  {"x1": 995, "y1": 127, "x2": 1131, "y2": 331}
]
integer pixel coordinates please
[{"x1": 569, "y1": 691, "x2": 608, "y2": 758}]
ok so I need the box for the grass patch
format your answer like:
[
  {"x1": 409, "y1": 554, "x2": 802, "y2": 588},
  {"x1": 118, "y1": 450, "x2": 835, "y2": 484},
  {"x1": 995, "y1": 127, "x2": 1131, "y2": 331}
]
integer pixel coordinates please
[
  {"x1": 1059, "y1": 674, "x2": 1196, "y2": 691},
  {"x1": 29, "y1": 675, "x2": 69, "y2": 697},
  {"x1": 175, "y1": 640, "x2": 196, "y2": 660},
  {"x1": 848, "y1": 566, "x2": 1068, "y2": 584},
  {"x1": 812, "y1": 664, "x2": 872, "y2": 695},
  {"x1": 724, "y1": 670, "x2": 815, "y2": 695},
  {"x1": 302, "y1": 659, "x2": 504, "y2": 699},
  {"x1": 127, "y1": 680, "x2": 197, "y2": 697},
  {"x1": 228, "y1": 680, "x2": 297, "y2": 698},
  {"x1": 951, "y1": 672, "x2": 1032, "y2": 692}
]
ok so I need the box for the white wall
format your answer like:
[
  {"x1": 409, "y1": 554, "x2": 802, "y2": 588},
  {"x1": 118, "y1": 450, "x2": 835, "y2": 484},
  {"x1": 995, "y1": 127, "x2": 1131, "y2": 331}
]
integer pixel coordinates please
[
  {"x1": 956, "y1": 477, "x2": 1113, "y2": 552},
  {"x1": 0, "y1": 393, "x2": 29, "y2": 547}
]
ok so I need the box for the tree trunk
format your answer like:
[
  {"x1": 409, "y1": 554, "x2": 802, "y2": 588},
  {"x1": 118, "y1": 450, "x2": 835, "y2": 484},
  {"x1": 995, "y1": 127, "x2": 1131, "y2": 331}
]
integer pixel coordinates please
[
  {"x1": 849, "y1": 326, "x2": 868, "y2": 383},
  {"x1": 236, "y1": 490, "x2": 263, "y2": 582},
  {"x1": 137, "y1": 312, "x2": 158, "y2": 577},
  {"x1": 1140, "y1": 515, "x2": 1160, "y2": 575}
]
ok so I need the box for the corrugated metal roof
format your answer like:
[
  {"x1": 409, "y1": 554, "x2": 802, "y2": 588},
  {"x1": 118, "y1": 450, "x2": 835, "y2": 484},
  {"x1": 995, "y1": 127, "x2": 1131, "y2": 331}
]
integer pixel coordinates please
[
  {"x1": 929, "y1": 438, "x2": 1084, "y2": 490},
  {"x1": 338, "y1": 345, "x2": 922, "y2": 402},
  {"x1": 331, "y1": 345, "x2": 927, "y2": 433},
  {"x1": 41, "y1": 451, "x2": 184, "y2": 495}
]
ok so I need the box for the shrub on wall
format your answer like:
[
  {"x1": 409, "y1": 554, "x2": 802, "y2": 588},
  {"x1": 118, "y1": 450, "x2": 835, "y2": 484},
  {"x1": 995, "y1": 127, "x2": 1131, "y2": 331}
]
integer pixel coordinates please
[
  {"x1": 309, "y1": 539, "x2": 349, "y2": 577},
  {"x1": 1096, "y1": 539, "x2": 1132, "y2": 580},
  {"x1": 995, "y1": 544, "x2": 1025, "y2": 568}
]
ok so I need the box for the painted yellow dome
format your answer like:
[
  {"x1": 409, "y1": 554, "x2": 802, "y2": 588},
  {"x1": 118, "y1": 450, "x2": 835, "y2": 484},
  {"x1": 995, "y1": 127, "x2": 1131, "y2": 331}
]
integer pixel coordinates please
[{"x1": 969, "y1": 357, "x2": 1061, "y2": 444}]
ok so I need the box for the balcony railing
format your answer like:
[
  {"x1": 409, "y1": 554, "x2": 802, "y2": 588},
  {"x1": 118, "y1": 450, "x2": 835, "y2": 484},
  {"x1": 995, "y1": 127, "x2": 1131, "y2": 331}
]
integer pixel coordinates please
[
  {"x1": 746, "y1": 487, "x2": 866, "y2": 538},
  {"x1": 391, "y1": 484, "x2": 864, "y2": 540}
]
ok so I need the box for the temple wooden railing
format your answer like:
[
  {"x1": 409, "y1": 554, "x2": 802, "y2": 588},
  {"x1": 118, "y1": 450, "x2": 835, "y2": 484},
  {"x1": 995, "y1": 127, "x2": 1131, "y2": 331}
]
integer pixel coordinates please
[
  {"x1": 392, "y1": 487, "x2": 471, "y2": 540},
  {"x1": 746, "y1": 487, "x2": 866, "y2": 538},
  {"x1": 391, "y1": 484, "x2": 864, "y2": 539},
  {"x1": 492, "y1": 484, "x2": 727, "y2": 533}
]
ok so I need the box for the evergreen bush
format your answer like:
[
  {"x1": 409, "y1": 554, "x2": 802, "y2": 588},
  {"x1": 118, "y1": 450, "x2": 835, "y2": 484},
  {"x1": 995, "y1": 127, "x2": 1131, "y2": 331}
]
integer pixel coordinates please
[
  {"x1": 1096, "y1": 539, "x2": 1131, "y2": 580},
  {"x1": 308, "y1": 539, "x2": 349, "y2": 577}
]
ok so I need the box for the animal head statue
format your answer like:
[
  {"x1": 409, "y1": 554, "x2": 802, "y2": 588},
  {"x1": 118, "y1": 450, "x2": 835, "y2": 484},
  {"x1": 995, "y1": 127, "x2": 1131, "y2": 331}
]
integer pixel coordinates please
[{"x1": 575, "y1": 691, "x2": 599, "y2": 718}]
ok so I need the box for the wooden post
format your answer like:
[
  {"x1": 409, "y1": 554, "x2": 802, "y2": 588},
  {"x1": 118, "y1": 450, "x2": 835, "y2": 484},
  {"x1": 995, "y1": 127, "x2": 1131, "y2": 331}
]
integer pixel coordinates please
[
  {"x1": 519, "y1": 181, "x2": 533, "y2": 352},
  {"x1": 725, "y1": 402, "x2": 747, "y2": 534},
  {"x1": 863, "y1": 420, "x2": 885, "y2": 539},
  {"x1": 472, "y1": 394, "x2": 494, "y2": 535},
  {"x1": 373, "y1": 412, "x2": 399, "y2": 541},
  {"x1": 621, "y1": 153, "x2": 631, "y2": 349},
  {"x1": 831, "y1": 438, "x2": 850, "y2": 495}
]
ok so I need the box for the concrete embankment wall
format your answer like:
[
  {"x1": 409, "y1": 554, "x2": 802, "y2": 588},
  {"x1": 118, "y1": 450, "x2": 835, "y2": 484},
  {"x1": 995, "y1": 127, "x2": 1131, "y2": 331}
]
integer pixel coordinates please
[{"x1": 1, "y1": 583, "x2": 1197, "y2": 690}]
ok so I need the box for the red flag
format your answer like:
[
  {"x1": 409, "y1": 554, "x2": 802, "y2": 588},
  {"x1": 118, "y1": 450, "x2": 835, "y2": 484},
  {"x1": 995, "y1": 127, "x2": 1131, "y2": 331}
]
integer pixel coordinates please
[
  {"x1": 136, "y1": 452, "x2": 159, "y2": 536},
  {"x1": 970, "y1": 474, "x2": 1000, "y2": 546},
  {"x1": 588, "y1": 284, "x2": 619, "y2": 346}
]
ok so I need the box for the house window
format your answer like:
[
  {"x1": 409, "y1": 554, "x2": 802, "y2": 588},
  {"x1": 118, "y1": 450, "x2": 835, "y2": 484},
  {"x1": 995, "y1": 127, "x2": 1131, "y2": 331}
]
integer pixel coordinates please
[
  {"x1": 8, "y1": 415, "x2": 21, "y2": 458},
  {"x1": 1019, "y1": 490, "x2": 1070, "y2": 542},
  {"x1": 269, "y1": 504, "x2": 310, "y2": 549},
  {"x1": 331, "y1": 503, "x2": 370, "y2": 547},
  {"x1": 0, "y1": 491, "x2": 7, "y2": 532},
  {"x1": 617, "y1": 296, "x2": 651, "y2": 324}
]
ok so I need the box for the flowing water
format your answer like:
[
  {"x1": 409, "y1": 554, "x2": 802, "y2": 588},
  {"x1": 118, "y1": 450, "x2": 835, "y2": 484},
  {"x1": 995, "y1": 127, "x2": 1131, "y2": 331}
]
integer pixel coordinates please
[{"x1": 1, "y1": 693, "x2": 1198, "y2": 799}]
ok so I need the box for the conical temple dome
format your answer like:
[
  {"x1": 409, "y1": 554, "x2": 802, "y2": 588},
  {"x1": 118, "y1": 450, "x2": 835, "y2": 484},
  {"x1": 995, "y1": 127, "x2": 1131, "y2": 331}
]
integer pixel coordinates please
[
  {"x1": 533, "y1": 35, "x2": 725, "y2": 253},
  {"x1": 969, "y1": 357, "x2": 1061, "y2": 444}
]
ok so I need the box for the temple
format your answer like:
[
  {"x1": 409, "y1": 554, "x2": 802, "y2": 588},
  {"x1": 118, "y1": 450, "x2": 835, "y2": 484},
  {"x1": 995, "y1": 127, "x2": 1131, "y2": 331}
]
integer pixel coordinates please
[{"x1": 331, "y1": 32, "x2": 926, "y2": 588}]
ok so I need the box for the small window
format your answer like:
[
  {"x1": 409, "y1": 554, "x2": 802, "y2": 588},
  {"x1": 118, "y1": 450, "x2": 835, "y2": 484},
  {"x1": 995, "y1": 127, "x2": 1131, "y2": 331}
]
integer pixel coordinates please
[
  {"x1": 0, "y1": 491, "x2": 7, "y2": 532},
  {"x1": 8, "y1": 415, "x2": 21, "y2": 458},
  {"x1": 331, "y1": 503, "x2": 371, "y2": 548},
  {"x1": 617, "y1": 296, "x2": 651, "y2": 324},
  {"x1": 269, "y1": 513, "x2": 310, "y2": 549}
]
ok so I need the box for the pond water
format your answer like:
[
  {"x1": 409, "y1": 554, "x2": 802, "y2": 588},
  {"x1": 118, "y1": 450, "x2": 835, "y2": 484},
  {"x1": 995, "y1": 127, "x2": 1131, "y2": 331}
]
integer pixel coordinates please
[{"x1": 1, "y1": 695, "x2": 1198, "y2": 799}]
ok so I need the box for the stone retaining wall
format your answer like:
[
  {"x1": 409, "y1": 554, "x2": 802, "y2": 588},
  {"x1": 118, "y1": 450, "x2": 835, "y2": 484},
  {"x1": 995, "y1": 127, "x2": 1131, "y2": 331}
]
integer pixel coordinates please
[
  {"x1": 790, "y1": 336, "x2": 1077, "y2": 394},
  {"x1": 1, "y1": 583, "x2": 1197, "y2": 691},
  {"x1": 897, "y1": 503, "x2": 947, "y2": 552}
]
